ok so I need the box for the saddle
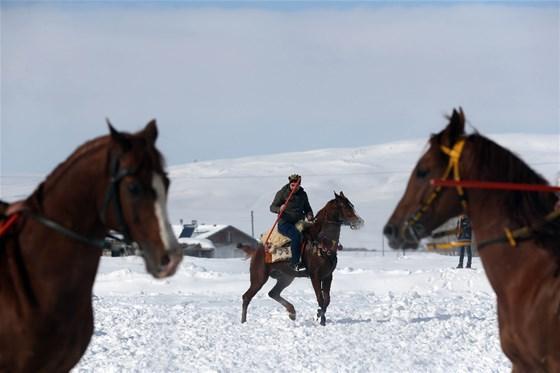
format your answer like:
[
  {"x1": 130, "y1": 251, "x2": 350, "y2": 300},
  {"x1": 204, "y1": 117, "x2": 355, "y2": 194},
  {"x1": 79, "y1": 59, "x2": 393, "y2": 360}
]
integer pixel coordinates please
[{"x1": 261, "y1": 220, "x2": 310, "y2": 264}]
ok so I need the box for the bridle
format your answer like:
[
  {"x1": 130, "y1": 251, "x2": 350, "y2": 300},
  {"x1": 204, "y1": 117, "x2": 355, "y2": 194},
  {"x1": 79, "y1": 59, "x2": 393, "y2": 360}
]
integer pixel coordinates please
[
  {"x1": 402, "y1": 137, "x2": 560, "y2": 250},
  {"x1": 403, "y1": 138, "x2": 468, "y2": 243},
  {"x1": 314, "y1": 203, "x2": 359, "y2": 257},
  {"x1": 3, "y1": 151, "x2": 138, "y2": 249},
  {"x1": 99, "y1": 151, "x2": 139, "y2": 244}
]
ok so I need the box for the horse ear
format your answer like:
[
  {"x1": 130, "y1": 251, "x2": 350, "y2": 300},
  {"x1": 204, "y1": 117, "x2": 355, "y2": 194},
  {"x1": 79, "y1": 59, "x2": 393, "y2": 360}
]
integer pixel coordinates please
[
  {"x1": 334, "y1": 191, "x2": 339, "y2": 198},
  {"x1": 107, "y1": 118, "x2": 132, "y2": 151},
  {"x1": 339, "y1": 191, "x2": 345, "y2": 198},
  {"x1": 440, "y1": 107, "x2": 465, "y2": 146},
  {"x1": 143, "y1": 119, "x2": 158, "y2": 145}
]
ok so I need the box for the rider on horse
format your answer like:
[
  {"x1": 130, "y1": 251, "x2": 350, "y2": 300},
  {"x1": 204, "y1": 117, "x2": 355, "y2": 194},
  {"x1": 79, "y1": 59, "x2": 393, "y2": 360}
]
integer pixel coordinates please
[{"x1": 270, "y1": 174, "x2": 313, "y2": 270}]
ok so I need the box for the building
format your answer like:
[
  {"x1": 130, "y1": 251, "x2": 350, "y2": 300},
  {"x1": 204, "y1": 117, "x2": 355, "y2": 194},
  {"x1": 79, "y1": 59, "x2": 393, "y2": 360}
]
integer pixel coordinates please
[
  {"x1": 193, "y1": 224, "x2": 258, "y2": 258},
  {"x1": 173, "y1": 221, "x2": 258, "y2": 258}
]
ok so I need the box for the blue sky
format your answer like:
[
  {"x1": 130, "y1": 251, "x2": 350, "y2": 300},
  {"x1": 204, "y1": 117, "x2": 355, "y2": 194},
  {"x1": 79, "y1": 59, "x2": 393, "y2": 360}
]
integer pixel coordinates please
[{"x1": 1, "y1": 1, "x2": 558, "y2": 176}]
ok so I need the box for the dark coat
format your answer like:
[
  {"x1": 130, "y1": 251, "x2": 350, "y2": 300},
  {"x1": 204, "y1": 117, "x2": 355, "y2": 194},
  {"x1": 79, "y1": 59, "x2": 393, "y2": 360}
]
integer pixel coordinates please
[
  {"x1": 457, "y1": 215, "x2": 472, "y2": 240},
  {"x1": 270, "y1": 184, "x2": 313, "y2": 225}
]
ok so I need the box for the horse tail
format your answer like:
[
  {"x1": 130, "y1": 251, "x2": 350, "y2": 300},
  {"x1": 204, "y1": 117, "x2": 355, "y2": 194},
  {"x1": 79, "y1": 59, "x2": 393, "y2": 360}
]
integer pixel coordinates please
[{"x1": 237, "y1": 243, "x2": 258, "y2": 259}]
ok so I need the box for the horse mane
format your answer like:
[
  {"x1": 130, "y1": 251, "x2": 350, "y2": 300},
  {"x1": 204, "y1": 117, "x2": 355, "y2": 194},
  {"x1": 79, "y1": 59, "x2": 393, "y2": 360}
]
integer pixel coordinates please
[
  {"x1": 26, "y1": 136, "x2": 109, "y2": 208},
  {"x1": 465, "y1": 133, "x2": 560, "y2": 251},
  {"x1": 27, "y1": 131, "x2": 166, "y2": 209},
  {"x1": 46, "y1": 137, "x2": 110, "y2": 188},
  {"x1": 315, "y1": 199, "x2": 335, "y2": 221},
  {"x1": 303, "y1": 199, "x2": 336, "y2": 239}
]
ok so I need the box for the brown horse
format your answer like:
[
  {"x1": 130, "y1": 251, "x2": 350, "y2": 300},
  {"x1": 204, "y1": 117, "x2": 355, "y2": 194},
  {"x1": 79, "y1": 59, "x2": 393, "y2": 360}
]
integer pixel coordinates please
[
  {"x1": 384, "y1": 108, "x2": 560, "y2": 372},
  {"x1": 239, "y1": 191, "x2": 364, "y2": 326},
  {"x1": 0, "y1": 120, "x2": 182, "y2": 372}
]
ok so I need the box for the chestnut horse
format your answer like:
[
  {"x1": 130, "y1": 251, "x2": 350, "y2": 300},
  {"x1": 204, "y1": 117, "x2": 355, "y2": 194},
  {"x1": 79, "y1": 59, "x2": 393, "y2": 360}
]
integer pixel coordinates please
[
  {"x1": 239, "y1": 191, "x2": 364, "y2": 326},
  {"x1": 384, "y1": 108, "x2": 560, "y2": 372},
  {"x1": 0, "y1": 120, "x2": 182, "y2": 372}
]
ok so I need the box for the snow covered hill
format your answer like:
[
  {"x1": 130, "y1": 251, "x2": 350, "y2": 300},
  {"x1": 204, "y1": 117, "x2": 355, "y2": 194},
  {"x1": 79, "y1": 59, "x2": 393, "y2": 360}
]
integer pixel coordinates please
[
  {"x1": 2, "y1": 134, "x2": 557, "y2": 250},
  {"x1": 166, "y1": 133, "x2": 558, "y2": 250}
]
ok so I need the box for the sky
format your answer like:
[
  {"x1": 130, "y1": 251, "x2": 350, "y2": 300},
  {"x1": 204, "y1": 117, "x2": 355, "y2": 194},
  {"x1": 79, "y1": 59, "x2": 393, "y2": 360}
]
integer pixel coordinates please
[{"x1": 0, "y1": 1, "x2": 558, "y2": 176}]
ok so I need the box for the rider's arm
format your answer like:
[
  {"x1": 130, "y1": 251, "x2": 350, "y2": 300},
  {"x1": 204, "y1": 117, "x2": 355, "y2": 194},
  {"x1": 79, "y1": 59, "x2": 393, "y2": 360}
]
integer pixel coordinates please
[{"x1": 270, "y1": 188, "x2": 286, "y2": 214}]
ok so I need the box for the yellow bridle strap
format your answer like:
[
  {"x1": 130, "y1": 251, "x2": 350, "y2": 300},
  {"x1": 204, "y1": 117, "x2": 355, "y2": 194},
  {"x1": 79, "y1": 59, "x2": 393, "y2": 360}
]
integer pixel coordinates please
[
  {"x1": 408, "y1": 138, "x2": 468, "y2": 225},
  {"x1": 440, "y1": 138, "x2": 468, "y2": 210},
  {"x1": 504, "y1": 228, "x2": 517, "y2": 247}
]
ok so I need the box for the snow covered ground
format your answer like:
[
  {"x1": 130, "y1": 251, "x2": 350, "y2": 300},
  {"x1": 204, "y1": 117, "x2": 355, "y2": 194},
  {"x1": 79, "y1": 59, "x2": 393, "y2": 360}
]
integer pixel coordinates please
[{"x1": 73, "y1": 252, "x2": 509, "y2": 372}]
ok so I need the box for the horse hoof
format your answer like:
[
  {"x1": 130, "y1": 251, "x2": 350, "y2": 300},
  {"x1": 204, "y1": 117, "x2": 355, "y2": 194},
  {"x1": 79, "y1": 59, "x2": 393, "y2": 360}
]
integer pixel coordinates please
[
  {"x1": 289, "y1": 312, "x2": 296, "y2": 321},
  {"x1": 320, "y1": 316, "x2": 326, "y2": 326}
]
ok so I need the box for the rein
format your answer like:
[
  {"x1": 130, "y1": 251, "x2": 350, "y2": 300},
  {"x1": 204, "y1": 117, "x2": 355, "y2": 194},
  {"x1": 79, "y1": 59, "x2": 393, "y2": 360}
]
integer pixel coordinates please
[
  {"x1": 0, "y1": 151, "x2": 136, "y2": 250},
  {"x1": 313, "y1": 218, "x2": 342, "y2": 257},
  {"x1": 431, "y1": 179, "x2": 560, "y2": 193},
  {"x1": 477, "y1": 208, "x2": 560, "y2": 249},
  {"x1": 417, "y1": 138, "x2": 560, "y2": 250}
]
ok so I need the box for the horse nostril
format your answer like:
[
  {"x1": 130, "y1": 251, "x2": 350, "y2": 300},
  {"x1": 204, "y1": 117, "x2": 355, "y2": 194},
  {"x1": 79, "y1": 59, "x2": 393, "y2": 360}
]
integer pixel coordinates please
[
  {"x1": 160, "y1": 254, "x2": 170, "y2": 267},
  {"x1": 383, "y1": 224, "x2": 396, "y2": 238}
]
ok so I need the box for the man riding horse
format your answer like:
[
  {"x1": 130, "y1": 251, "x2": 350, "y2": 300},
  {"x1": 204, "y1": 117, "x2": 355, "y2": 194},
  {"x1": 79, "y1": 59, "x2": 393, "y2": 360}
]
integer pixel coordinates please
[{"x1": 270, "y1": 174, "x2": 314, "y2": 271}]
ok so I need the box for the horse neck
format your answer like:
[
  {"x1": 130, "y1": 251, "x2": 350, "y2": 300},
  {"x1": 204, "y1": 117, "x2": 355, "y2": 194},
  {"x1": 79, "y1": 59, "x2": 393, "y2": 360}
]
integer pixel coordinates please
[
  {"x1": 461, "y1": 143, "x2": 558, "y2": 294},
  {"x1": 37, "y1": 144, "x2": 108, "y2": 236},
  {"x1": 19, "y1": 142, "x2": 109, "y2": 303},
  {"x1": 312, "y1": 204, "x2": 342, "y2": 241}
]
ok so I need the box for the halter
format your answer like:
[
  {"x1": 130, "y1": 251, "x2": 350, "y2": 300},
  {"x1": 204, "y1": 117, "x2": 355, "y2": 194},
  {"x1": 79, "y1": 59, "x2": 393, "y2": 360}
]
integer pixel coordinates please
[
  {"x1": 1, "y1": 151, "x2": 138, "y2": 250},
  {"x1": 477, "y1": 195, "x2": 560, "y2": 249},
  {"x1": 407, "y1": 138, "x2": 468, "y2": 229},
  {"x1": 99, "y1": 151, "x2": 139, "y2": 244},
  {"x1": 407, "y1": 137, "x2": 560, "y2": 250}
]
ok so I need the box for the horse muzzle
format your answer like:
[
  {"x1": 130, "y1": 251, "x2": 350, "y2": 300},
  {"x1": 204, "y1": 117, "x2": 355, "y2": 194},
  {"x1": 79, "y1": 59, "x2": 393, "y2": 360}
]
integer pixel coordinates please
[
  {"x1": 142, "y1": 245, "x2": 183, "y2": 279},
  {"x1": 383, "y1": 222, "x2": 423, "y2": 250},
  {"x1": 349, "y1": 217, "x2": 365, "y2": 230}
]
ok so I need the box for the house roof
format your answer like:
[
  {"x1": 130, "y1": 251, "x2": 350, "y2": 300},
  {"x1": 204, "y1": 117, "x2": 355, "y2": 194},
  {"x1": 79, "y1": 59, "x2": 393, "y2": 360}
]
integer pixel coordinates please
[
  {"x1": 192, "y1": 224, "x2": 229, "y2": 239},
  {"x1": 173, "y1": 223, "x2": 257, "y2": 244},
  {"x1": 177, "y1": 237, "x2": 215, "y2": 250}
]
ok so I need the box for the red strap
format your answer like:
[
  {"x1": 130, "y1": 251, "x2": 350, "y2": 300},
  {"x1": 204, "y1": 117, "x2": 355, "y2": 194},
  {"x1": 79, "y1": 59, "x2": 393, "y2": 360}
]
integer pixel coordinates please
[
  {"x1": 431, "y1": 179, "x2": 560, "y2": 193},
  {"x1": 0, "y1": 213, "x2": 20, "y2": 237}
]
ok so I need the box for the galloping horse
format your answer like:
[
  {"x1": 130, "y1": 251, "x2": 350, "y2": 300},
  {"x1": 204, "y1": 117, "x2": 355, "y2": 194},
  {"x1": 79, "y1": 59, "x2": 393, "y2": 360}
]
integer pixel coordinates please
[
  {"x1": 239, "y1": 191, "x2": 364, "y2": 325},
  {"x1": 384, "y1": 108, "x2": 560, "y2": 372},
  {"x1": 0, "y1": 120, "x2": 182, "y2": 372}
]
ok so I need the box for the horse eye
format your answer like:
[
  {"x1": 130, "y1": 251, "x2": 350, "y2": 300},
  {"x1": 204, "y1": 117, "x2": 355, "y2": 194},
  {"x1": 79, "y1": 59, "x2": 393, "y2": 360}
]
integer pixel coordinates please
[
  {"x1": 127, "y1": 182, "x2": 142, "y2": 196},
  {"x1": 416, "y1": 168, "x2": 429, "y2": 179}
]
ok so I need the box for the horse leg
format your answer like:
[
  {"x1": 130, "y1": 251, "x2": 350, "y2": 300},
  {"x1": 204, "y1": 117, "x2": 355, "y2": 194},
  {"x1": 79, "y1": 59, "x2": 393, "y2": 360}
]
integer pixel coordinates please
[
  {"x1": 268, "y1": 273, "x2": 296, "y2": 320},
  {"x1": 319, "y1": 274, "x2": 333, "y2": 326},
  {"x1": 310, "y1": 275, "x2": 327, "y2": 325},
  {"x1": 241, "y1": 267, "x2": 269, "y2": 323}
]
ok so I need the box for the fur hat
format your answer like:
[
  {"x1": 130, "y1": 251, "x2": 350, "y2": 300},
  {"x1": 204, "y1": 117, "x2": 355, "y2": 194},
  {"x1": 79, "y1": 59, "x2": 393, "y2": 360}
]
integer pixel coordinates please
[{"x1": 288, "y1": 174, "x2": 301, "y2": 183}]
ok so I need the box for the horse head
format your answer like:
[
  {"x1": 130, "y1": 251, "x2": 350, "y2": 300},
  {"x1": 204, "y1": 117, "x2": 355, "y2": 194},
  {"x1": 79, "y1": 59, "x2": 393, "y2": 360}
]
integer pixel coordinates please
[
  {"x1": 329, "y1": 191, "x2": 364, "y2": 230},
  {"x1": 103, "y1": 120, "x2": 182, "y2": 278},
  {"x1": 383, "y1": 108, "x2": 467, "y2": 250}
]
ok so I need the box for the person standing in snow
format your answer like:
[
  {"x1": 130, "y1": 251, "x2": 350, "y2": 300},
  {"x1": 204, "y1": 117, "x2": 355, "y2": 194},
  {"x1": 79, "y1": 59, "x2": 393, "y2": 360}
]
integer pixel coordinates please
[
  {"x1": 456, "y1": 214, "x2": 472, "y2": 269},
  {"x1": 270, "y1": 174, "x2": 313, "y2": 270}
]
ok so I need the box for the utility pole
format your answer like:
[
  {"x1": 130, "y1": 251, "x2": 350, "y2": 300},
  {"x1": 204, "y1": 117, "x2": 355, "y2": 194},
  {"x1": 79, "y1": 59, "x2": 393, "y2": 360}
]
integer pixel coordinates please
[{"x1": 250, "y1": 210, "x2": 254, "y2": 238}]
